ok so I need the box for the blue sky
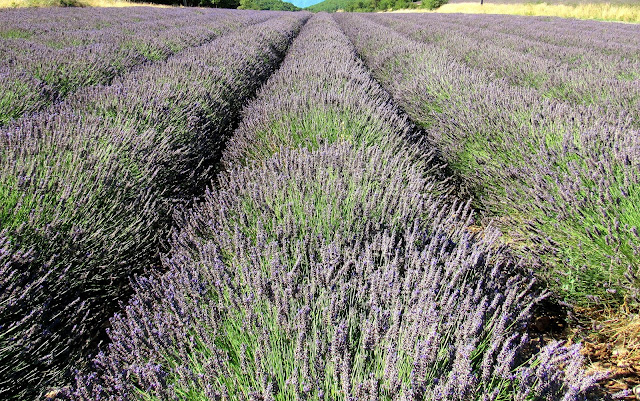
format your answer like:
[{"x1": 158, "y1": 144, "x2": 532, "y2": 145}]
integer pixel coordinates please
[{"x1": 289, "y1": 0, "x2": 323, "y2": 7}]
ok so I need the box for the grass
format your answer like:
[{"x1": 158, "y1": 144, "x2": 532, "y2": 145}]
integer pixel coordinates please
[
  {"x1": 0, "y1": 0, "x2": 169, "y2": 8},
  {"x1": 0, "y1": 28, "x2": 33, "y2": 38},
  {"x1": 390, "y1": 2, "x2": 640, "y2": 23},
  {"x1": 0, "y1": 79, "x2": 46, "y2": 127},
  {"x1": 236, "y1": 108, "x2": 393, "y2": 164}
]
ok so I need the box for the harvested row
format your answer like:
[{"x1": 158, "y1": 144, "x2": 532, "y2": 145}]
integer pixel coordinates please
[
  {"x1": 0, "y1": 8, "x2": 272, "y2": 126},
  {"x1": 335, "y1": 13, "x2": 640, "y2": 307},
  {"x1": 64, "y1": 14, "x2": 597, "y2": 400},
  {"x1": 369, "y1": 13, "x2": 640, "y2": 118},
  {"x1": 0, "y1": 13, "x2": 307, "y2": 400}
]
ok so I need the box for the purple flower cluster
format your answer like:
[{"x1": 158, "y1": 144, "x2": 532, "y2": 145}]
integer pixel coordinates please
[
  {"x1": 0, "y1": 11, "x2": 307, "y2": 399},
  {"x1": 0, "y1": 7, "x2": 273, "y2": 126},
  {"x1": 368, "y1": 13, "x2": 638, "y2": 122},
  {"x1": 223, "y1": 13, "x2": 416, "y2": 166},
  {"x1": 65, "y1": 13, "x2": 599, "y2": 401},
  {"x1": 335, "y1": 12, "x2": 640, "y2": 306}
]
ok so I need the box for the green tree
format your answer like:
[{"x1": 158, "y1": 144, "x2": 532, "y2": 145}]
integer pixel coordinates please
[{"x1": 238, "y1": 0, "x2": 256, "y2": 8}]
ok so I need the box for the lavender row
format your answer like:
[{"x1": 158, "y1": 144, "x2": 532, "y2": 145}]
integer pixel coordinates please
[
  {"x1": 67, "y1": 144, "x2": 598, "y2": 400},
  {"x1": 64, "y1": 14, "x2": 597, "y2": 400},
  {"x1": 0, "y1": 8, "x2": 272, "y2": 126},
  {"x1": 0, "y1": 13, "x2": 306, "y2": 400},
  {"x1": 0, "y1": 8, "x2": 204, "y2": 54},
  {"x1": 368, "y1": 14, "x2": 639, "y2": 124},
  {"x1": 430, "y1": 12, "x2": 640, "y2": 58},
  {"x1": 0, "y1": 7, "x2": 190, "y2": 34},
  {"x1": 398, "y1": 12, "x2": 640, "y2": 65},
  {"x1": 223, "y1": 11, "x2": 431, "y2": 167},
  {"x1": 371, "y1": 13, "x2": 639, "y2": 82},
  {"x1": 335, "y1": 13, "x2": 640, "y2": 306}
]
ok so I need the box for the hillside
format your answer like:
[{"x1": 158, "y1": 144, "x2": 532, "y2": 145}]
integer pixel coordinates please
[
  {"x1": 240, "y1": 0, "x2": 299, "y2": 10},
  {"x1": 307, "y1": 0, "x2": 422, "y2": 12},
  {"x1": 306, "y1": 0, "x2": 348, "y2": 11}
]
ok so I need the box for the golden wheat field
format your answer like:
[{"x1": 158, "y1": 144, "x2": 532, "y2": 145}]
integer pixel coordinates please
[{"x1": 390, "y1": 2, "x2": 640, "y2": 23}]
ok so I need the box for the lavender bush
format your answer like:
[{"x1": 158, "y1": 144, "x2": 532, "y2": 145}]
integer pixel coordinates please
[
  {"x1": 0, "y1": 13, "x2": 306, "y2": 399},
  {"x1": 427, "y1": 13, "x2": 640, "y2": 60},
  {"x1": 64, "y1": 13, "x2": 598, "y2": 401},
  {"x1": 369, "y1": 14, "x2": 639, "y2": 120},
  {"x1": 223, "y1": 14, "x2": 411, "y2": 165},
  {"x1": 66, "y1": 142, "x2": 598, "y2": 400},
  {"x1": 65, "y1": 13, "x2": 305, "y2": 201},
  {"x1": 335, "y1": 12, "x2": 640, "y2": 307},
  {"x1": 0, "y1": 8, "x2": 273, "y2": 126}
]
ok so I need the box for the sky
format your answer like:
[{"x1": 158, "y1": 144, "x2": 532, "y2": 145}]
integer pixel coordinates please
[{"x1": 289, "y1": 0, "x2": 323, "y2": 7}]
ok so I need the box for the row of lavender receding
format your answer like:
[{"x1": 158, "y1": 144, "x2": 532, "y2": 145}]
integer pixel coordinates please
[
  {"x1": 428, "y1": 12, "x2": 640, "y2": 58},
  {"x1": 0, "y1": 8, "x2": 273, "y2": 126},
  {"x1": 396, "y1": 13, "x2": 640, "y2": 62},
  {"x1": 335, "y1": 12, "x2": 640, "y2": 309},
  {"x1": 0, "y1": 12, "x2": 307, "y2": 400},
  {"x1": 372, "y1": 13, "x2": 639, "y2": 120},
  {"x1": 61, "y1": 13, "x2": 601, "y2": 400}
]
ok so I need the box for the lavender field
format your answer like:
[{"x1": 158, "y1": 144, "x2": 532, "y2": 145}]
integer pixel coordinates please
[{"x1": 1, "y1": 7, "x2": 638, "y2": 400}]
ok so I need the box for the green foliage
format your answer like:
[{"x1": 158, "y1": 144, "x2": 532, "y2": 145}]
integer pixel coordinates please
[
  {"x1": 0, "y1": 29, "x2": 33, "y2": 39},
  {"x1": 420, "y1": 0, "x2": 447, "y2": 9},
  {"x1": 305, "y1": 0, "x2": 423, "y2": 12},
  {"x1": 129, "y1": 0, "x2": 241, "y2": 8},
  {"x1": 305, "y1": 0, "x2": 346, "y2": 12},
  {"x1": 239, "y1": 0, "x2": 299, "y2": 11},
  {"x1": 307, "y1": 0, "x2": 417, "y2": 13},
  {"x1": 199, "y1": 0, "x2": 241, "y2": 8},
  {"x1": 235, "y1": 108, "x2": 394, "y2": 163},
  {"x1": 0, "y1": 79, "x2": 46, "y2": 126}
]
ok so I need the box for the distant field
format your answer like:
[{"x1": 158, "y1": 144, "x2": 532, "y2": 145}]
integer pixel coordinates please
[
  {"x1": 447, "y1": 0, "x2": 640, "y2": 4},
  {"x1": 440, "y1": 2, "x2": 640, "y2": 22},
  {"x1": 0, "y1": 0, "x2": 163, "y2": 7},
  {"x1": 391, "y1": 0, "x2": 640, "y2": 23}
]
